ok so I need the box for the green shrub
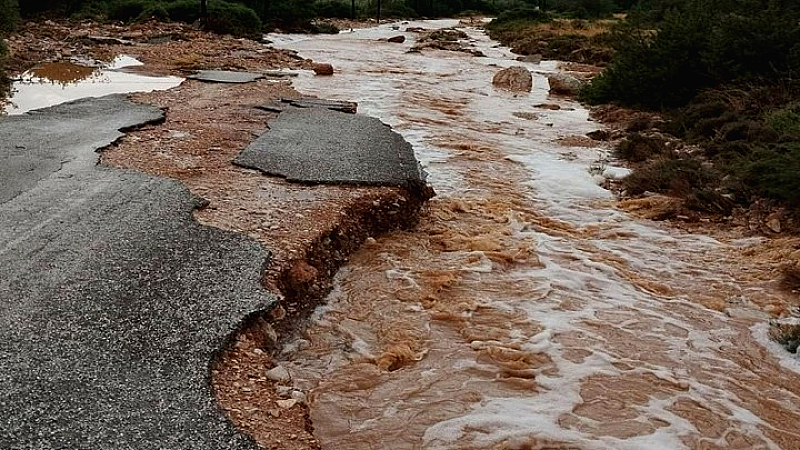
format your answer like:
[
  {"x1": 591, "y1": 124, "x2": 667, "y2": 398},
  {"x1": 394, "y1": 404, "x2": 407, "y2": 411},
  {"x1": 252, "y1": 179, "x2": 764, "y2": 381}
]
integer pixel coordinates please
[
  {"x1": 205, "y1": 1, "x2": 262, "y2": 36},
  {"x1": 550, "y1": 0, "x2": 616, "y2": 19},
  {"x1": 138, "y1": 3, "x2": 169, "y2": 20},
  {"x1": 766, "y1": 104, "x2": 800, "y2": 137},
  {"x1": 0, "y1": 0, "x2": 19, "y2": 32},
  {"x1": 313, "y1": 0, "x2": 351, "y2": 18},
  {"x1": 614, "y1": 132, "x2": 673, "y2": 162},
  {"x1": 622, "y1": 158, "x2": 718, "y2": 197},
  {"x1": 107, "y1": 0, "x2": 152, "y2": 21},
  {"x1": 736, "y1": 144, "x2": 800, "y2": 206},
  {"x1": 163, "y1": 0, "x2": 202, "y2": 22},
  {"x1": 581, "y1": 2, "x2": 716, "y2": 109},
  {"x1": 583, "y1": 0, "x2": 800, "y2": 110},
  {"x1": 488, "y1": 7, "x2": 552, "y2": 28},
  {"x1": 70, "y1": 1, "x2": 111, "y2": 20},
  {"x1": 106, "y1": 0, "x2": 261, "y2": 36},
  {"x1": 264, "y1": 0, "x2": 315, "y2": 29}
]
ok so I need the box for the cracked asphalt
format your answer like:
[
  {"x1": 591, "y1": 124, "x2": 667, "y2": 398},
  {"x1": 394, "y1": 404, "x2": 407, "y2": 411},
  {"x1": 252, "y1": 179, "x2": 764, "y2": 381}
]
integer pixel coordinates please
[
  {"x1": 234, "y1": 106, "x2": 427, "y2": 190},
  {"x1": 0, "y1": 95, "x2": 272, "y2": 449}
]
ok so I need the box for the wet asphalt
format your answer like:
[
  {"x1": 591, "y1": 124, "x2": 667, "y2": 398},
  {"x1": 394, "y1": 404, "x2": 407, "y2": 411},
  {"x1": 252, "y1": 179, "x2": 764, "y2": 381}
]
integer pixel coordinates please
[{"x1": 0, "y1": 95, "x2": 272, "y2": 449}]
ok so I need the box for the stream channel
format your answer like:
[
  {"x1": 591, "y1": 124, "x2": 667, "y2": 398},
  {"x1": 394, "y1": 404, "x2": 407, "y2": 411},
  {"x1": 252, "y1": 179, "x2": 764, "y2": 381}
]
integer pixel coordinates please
[{"x1": 268, "y1": 20, "x2": 800, "y2": 450}]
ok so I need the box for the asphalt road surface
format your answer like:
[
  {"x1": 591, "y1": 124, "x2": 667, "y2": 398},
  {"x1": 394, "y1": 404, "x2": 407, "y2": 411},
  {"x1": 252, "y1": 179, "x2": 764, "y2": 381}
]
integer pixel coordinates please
[
  {"x1": 235, "y1": 106, "x2": 427, "y2": 190},
  {"x1": 0, "y1": 95, "x2": 273, "y2": 449}
]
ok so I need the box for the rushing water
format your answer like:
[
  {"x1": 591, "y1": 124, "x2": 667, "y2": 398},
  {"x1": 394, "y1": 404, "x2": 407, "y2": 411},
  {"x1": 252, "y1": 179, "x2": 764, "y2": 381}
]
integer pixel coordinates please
[
  {"x1": 270, "y1": 21, "x2": 800, "y2": 449},
  {"x1": 4, "y1": 56, "x2": 182, "y2": 115}
]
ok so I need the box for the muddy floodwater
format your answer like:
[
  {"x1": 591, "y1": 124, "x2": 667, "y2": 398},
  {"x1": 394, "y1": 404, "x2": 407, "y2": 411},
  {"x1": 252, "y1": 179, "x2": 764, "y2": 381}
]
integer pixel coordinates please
[
  {"x1": 269, "y1": 21, "x2": 800, "y2": 449},
  {"x1": 4, "y1": 56, "x2": 182, "y2": 115}
]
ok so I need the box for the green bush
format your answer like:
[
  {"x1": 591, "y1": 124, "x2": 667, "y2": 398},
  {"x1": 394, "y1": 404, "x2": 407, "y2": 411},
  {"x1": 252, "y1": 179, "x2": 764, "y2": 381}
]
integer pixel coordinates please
[
  {"x1": 550, "y1": 0, "x2": 616, "y2": 19},
  {"x1": 0, "y1": 0, "x2": 19, "y2": 32},
  {"x1": 138, "y1": 3, "x2": 170, "y2": 20},
  {"x1": 766, "y1": 104, "x2": 800, "y2": 137},
  {"x1": 736, "y1": 144, "x2": 800, "y2": 206},
  {"x1": 314, "y1": 0, "x2": 351, "y2": 18},
  {"x1": 583, "y1": 0, "x2": 800, "y2": 110},
  {"x1": 163, "y1": 0, "x2": 202, "y2": 22},
  {"x1": 107, "y1": 0, "x2": 149, "y2": 21},
  {"x1": 264, "y1": 0, "x2": 315, "y2": 29},
  {"x1": 70, "y1": 1, "x2": 112, "y2": 20},
  {"x1": 622, "y1": 158, "x2": 718, "y2": 197},
  {"x1": 614, "y1": 132, "x2": 673, "y2": 162},
  {"x1": 106, "y1": 0, "x2": 262, "y2": 36},
  {"x1": 581, "y1": 2, "x2": 716, "y2": 108},
  {"x1": 488, "y1": 7, "x2": 552, "y2": 28},
  {"x1": 205, "y1": 1, "x2": 262, "y2": 36}
]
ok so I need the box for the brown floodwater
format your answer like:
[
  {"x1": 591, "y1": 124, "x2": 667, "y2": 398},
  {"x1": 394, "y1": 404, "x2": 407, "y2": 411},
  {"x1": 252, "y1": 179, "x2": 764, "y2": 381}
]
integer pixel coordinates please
[{"x1": 268, "y1": 21, "x2": 800, "y2": 449}]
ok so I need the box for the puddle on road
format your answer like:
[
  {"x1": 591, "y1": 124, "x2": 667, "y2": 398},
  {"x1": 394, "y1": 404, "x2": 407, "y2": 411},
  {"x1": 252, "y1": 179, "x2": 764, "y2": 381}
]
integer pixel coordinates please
[
  {"x1": 267, "y1": 21, "x2": 800, "y2": 450},
  {"x1": 4, "y1": 55, "x2": 183, "y2": 115}
]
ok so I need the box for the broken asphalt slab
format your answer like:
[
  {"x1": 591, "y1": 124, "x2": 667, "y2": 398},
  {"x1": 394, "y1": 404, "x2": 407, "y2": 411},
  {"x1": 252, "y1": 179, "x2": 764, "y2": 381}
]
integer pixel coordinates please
[
  {"x1": 189, "y1": 70, "x2": 265, "y2": 83},
  {"x1": 0, "y1": 95, "x2": 272, "y2": 449},
  {"x1": 234, "y1": 106, "x2": 428, "y2": 190},
  {"x1": 281, "y1": 97, "x2": 358, "y2": 113}
]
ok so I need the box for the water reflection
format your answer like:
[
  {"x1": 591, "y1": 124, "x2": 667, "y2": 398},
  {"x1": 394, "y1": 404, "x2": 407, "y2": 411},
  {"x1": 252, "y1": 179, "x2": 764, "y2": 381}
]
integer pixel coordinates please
[
  {"x1": 25, "y1": 62, "x2": 99, "y2": 85},
  {"x1": 5, "y1": 56, "x2": 183, "y2": 115}
]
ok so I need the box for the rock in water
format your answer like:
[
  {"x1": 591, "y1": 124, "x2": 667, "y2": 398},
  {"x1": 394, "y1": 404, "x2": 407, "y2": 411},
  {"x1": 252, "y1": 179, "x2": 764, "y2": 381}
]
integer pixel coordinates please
[
  {"x1": 492, "y1": 66, "x2": 532, "y2": 92},
  {"x1": 516, "y1": 54, "x2": 542, "y2": 64},
  {"x1": 546, "y1": 73, "x2": 586, "y2": 95},
  {"x1": 388, "y1": 35, "x2": 405, "y2": 43},
  {"x1": 313, "y1": 63, "x2": 334, "y2": 76}
]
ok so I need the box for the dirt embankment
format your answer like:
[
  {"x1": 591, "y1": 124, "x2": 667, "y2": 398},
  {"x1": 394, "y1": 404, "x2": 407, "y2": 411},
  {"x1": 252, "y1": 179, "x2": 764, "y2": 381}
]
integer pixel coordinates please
[{"x1": 7, "y1": 20, "x2": 432, "y2": 450}]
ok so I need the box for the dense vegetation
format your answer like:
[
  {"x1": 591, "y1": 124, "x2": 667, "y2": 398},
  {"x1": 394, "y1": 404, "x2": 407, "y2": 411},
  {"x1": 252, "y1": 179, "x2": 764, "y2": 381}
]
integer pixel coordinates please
[
  {"x1": 8, "y1": 0, "x2": 514, "y2": 33},
  {"x1": 486, "y1": 0, "x2": 800, "y2": 213},
  {"x1": 576, "y1": 0, "x2": 800, "y2": 212}
]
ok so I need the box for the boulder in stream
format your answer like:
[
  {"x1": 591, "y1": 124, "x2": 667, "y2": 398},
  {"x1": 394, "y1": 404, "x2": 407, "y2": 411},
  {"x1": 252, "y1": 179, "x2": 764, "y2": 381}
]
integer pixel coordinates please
[
  {"x1": 312, "y1": 62, "x2": 334, "y2": 76},
  {"x1": 546, "y1": 73, "x2": 587, "y2": 95},
  {"x1": 492, "y1": 66, "x2": 533, "y2": 92}
]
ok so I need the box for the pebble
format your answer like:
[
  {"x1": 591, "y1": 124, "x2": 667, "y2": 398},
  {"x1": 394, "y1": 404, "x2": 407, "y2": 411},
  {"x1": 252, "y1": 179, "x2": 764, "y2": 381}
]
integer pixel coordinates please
[
  {"x1": 275, "y1": 385, "x2": 293, "y2": 397},
  {"x1": 276, "y1": 398, "x2": 298, "y2": 409},
  {"x1": 266, "y1": 365, "x2": 291, "y2": 382},
  {"x1": 290, "y1": 390, "x2": 306, "y2": 403}
]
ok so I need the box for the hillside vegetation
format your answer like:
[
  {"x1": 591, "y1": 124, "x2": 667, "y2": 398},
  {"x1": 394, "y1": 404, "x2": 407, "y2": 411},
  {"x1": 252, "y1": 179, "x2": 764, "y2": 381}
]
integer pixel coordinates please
[{"x1": 579, "y1": 0, "x2": 800, "y2": 216}]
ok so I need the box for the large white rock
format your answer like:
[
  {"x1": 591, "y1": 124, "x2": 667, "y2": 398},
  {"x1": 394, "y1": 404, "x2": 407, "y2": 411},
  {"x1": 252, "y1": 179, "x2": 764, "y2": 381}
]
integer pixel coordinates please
[{"x1": 546, "y1": 73, "x2": 586, "y2": 95}]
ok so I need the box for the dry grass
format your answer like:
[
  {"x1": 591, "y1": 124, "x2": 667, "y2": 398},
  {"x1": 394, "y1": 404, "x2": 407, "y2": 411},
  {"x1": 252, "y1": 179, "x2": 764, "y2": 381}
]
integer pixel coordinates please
[{"x1": 531, "y1": 18, "x2": 617, "y2": 38}]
